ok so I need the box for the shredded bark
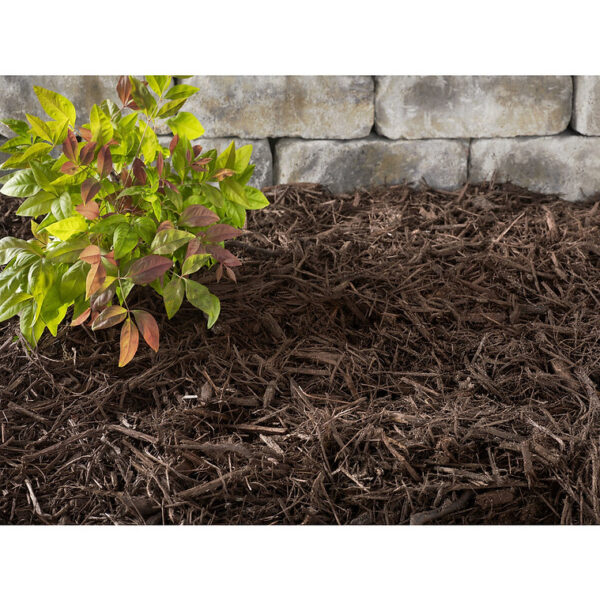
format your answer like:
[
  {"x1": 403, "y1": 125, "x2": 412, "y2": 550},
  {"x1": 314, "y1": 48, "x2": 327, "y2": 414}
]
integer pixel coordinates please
[{"x1": 1, "y1": 181, "x2": 600, "y2": 524}]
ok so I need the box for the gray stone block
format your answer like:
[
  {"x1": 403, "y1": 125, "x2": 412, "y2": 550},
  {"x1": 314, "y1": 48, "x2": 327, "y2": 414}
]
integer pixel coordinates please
[
  {"x1": 470, "y1": 133, "x2": 600, "y2": 201},
  {"x1": 183, "y1": 76, "x2": 374, "y2": 139},
  {"x1": 0, "y1": 76, "x2": 172, "y2": 138},
  {"x1": 572, "y1": 76, "x2": 600, "y2": 135},
  {"x1": 376, "y1": 76, "x2": 572, "y2": 139},
  {"x1": 158, "y1": 136, "x2": 272, "y2": 189},
  {"x1": 274, "y1": 136, "x2": 468, "y2": 194}
]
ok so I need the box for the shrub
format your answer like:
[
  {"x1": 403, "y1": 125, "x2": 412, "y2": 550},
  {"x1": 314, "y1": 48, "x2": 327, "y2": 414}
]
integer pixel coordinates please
[{"x1": 0, "y1": 76, "x2": 269, "y2": 366}]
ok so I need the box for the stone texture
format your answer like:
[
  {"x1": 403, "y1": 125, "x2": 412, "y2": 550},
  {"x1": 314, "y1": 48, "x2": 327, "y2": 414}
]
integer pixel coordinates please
[
  {"x1": 470, "y1": 133, "x2": 600, "y2": 201},
  {"x1": 274, "y1": 136, "x2": 468, "y2": 194},
  {"x1": 375, "y1": 76, "x2": 572, "y2": 139},
  {"x1": 158, "y1": 136, "x2": 273, "y2": 189},
  {"x1": 572, "y1": 76, "x2": 600, "y2": 135},
  {"x1": 183, "y1": 76, "x2": 374, "y2": 139},
  {"x1": 0, "y1": 76, "x2": 171, "y2": 137}
]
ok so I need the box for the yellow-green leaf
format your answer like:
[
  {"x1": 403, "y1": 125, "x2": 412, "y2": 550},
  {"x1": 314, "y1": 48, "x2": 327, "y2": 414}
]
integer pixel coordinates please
[{"x1": 45, "y1": 215, "x2": 88, "y2": 241}]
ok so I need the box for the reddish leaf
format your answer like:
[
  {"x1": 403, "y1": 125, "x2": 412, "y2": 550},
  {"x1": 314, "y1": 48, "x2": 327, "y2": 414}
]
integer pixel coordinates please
[
  {"x1": 119, "y1": 318, "x2": 139, "y2": 367},
  {"x1": 195, "y1": 157, "x2": 212, "y2": 166},
  {"x1": 215, "y1": 263, "x2": 223, "y2": 282},
  {"x1": 132, "y1": 157, "x2": 147, "y2": 185},
  {"x1": 60, "y1": 161, "x2": 79, "y2": 175},
  {"x1": 205, "y1": 224, "x2": 243, "y2": 243},
  {"x1": 156, "y1": 220, "x2": 174, "y2": 233},
  {"x1": 120, "y1": 168, "x2": 131, "y2": 188},
  {"x1": 79, "y1": 245, "x2": 101, "y2": 264},
  {"x1": 127, "y1": 255, "x2": 173, "y2": 284},
  {"x1": 79, "y1": 127, "x2": 92, "y2": 142},
  {"x1": 86, "y1": 261, "x2": 106, "y2": 299},
  {"x1": 207, "y1": 244, "x2": 242, "y2": 267},
  {"x1": 70, "y1": 307, "x2": 91, "y2": 327},
  {"x1": 81, "y1": 178, "x2": 101, "y2": 204},
  {"x1": 126, "y1": 101, "x2": 140, "y2": 111},
  {"x1": 185, "y1": 237, "x2": 202, "y2": 260},
  {"x1": 133, "y1": 310, "x2": 159, "y2": 352},
  {"x1": 90, "y1": 284, "x2": 116, "y2": 311},
  {"x1": 97, "y1": 144, "x2": 113, "y2": 178},
  {"x1": 180, "y1": 204, "x2": 219, "y2": 228},
  {"x1": 191, "y1": 163, "x2": 207, "y2": 172},
  {"x1": 63, "y1": 129, "x2": 78, "y2": 162},
  {"x1": 213, "y1": 168, "x2": 235, "y2": 182},
  {"x1": 76, "y1": 200, "x2": 100, "y2": 220},
  {"x1": 169, "y1": 134, "x2": 179, "y2": 154},
  {"x1": 192, "y1": 144, "x2": 203, "y2": 157},
  {"x1": 225, "y1": 266, "x2": 237, "y2": 283},
  {"x1": 104, "y1": 250, "x2": 118, "y2": 266},
  {"x1": 186, "y1": 148, "x2": 192, "y2": 163},
  {"x1": 79, "y1": 141, "x2": 97, "y2": 165},
  {"x1": 117, "y1": 75, "x2": 132, "y2": 105},
  {"x1": 156, "y1": 152, "x2": 164, "y2": 177},
  {"x1": 92, "y1": 305, "x2": 127, "y2": 330},
  {"x1": 164, "y1": 181, "x2": 179, "y2": 193}
]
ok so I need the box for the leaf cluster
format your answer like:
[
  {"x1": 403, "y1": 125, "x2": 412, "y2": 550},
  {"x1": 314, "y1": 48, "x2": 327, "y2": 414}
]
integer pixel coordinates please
[{"x1": 0, "y1": 76, "x2": 269, "y2": 366}]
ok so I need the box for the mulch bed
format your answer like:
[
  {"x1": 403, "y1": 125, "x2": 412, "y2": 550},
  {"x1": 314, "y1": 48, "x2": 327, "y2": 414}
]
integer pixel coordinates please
[{"x1": 1, "y1": 181, "x2": 600, "y2": 525}]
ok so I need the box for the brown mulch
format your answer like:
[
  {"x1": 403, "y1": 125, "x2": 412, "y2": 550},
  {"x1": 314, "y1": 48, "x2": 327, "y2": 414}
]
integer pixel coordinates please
[{"x1": 1, "y1": 181, "x2": 600, "y2": 525}]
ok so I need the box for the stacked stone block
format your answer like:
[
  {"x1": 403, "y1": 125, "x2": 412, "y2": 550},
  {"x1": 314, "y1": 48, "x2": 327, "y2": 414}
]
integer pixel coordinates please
[{"x1": 3, "y1": 75, "x2": 600, "y2": 200}]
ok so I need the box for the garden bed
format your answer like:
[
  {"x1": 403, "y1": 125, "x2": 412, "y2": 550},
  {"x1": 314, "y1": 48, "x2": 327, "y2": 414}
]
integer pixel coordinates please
[{"x1": 1, "y1": 181, "x2": 600, "y2": 524}]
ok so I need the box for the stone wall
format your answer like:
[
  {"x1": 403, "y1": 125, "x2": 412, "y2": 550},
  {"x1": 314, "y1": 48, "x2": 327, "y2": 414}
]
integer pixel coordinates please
[{"x1": 3, "y1": 76, "x2": 600, "y2": 200}]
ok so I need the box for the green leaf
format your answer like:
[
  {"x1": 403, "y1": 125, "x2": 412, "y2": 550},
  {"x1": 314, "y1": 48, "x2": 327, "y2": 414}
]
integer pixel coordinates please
[
  {"x1": 30, "y1": 160, "x2": 57, "y2": 192},
  {"x1": 130, "y1": 77, "x2": 157, "y2": 115},
  {"x1": 165, "y1": 84, "x2": 199, "y2": 101},
  {"x1": 28, "y1": 259, "x2": 56, "y2": 320},
  {"x1": 163, "y1": 277, "x2": 184, "y2": 319},
  {"x1": 34, "y1": 86, "x2": 76, "y2": 126},
  {"x1": 113, "y1": 223, "x2": 139, "y2": 259},
  {"x1": 234, "y1": 145, "x2": 253, "y2": 172},
  {"x1": 181, "y1": 253, "x2": 211, "y2": 276},
  {"x1": 45, "y1": 215, "x2": 88, "y2": 241},
  {"x1": 0, "y1": 237, "x2": 40, "y2": 265},
  {"x1": 2, "y1": 169, "x2": 40, "y2": 198},
  {"x1": 90, "y1": 104, "x2": 114, "y2": 147},
  {"x1": 156, "y1": 98, "x2": 187, "y2": 119},
  {"x1": 1, "y1": 118, "x2": 30, "y2": 136},
  {"x1": 138, "y1": 122, "x2": 160, "y2": 163},
  {"x1": 40, "y1": 281, "x2": 69, "y2": 336},
  {"x1": 16, "y1": 190, "x2": 56, "y2": 217},
  {"x1": 150, "y1": 229, "x2": 194, "y2": 255},
  {"x1": 26, "y1": 114, "x2": 53, "y2": 143},
  {"x1": 244, "y1": 186, "x2": 270, "y2": 209},
  {"x1": 46, "y1": 234, "x2": 89, "y2": 263},
  {"x1": 166, "y1": 111, "x2": 204, "y2": 139},
  {"x1": 60, "y1": 261, "x2": 87, "y2": 302},
  {"x1": 220, "y1": 178, "x2": 251, "y2": 208},
  {"x1": 134, "y1": 216, "x2": 157, "y2": 244},
  {"x1": 45, "y1": 119, "x2": 69, "y2": 145},
  {"x1": 184, "y1": 279, "x2": 220, "y2": 328},
  {"x1": 51, "y1": 192, "x2": 72, "y2": 220},
  {"x1": 1, "y1": 142, "x2": 52, "y2": 169},
  {"x1": 146, "y1": 75, "x2": 172, "y2": 96},
  {"x1": 91, "y1": 214, "x2": 128, "y2": 235},
  {"x1": 0, "y1": 292, "x2": 31, "y2": 323}
]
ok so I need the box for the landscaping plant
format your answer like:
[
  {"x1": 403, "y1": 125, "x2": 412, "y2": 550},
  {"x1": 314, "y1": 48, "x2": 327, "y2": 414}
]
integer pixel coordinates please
[{"x1": 0, "y1": 76, "x2": 269, "y2": 366}]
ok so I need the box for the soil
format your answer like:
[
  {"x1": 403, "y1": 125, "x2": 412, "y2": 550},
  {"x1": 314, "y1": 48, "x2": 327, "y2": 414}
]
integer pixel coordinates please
[{"x1": 1, "y1": 181, "x2": 600, "y2": 525}]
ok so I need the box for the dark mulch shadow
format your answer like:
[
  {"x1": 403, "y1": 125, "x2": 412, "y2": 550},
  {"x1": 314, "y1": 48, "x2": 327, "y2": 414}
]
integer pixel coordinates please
[{"x1": 1, "y1": 181, "x2": 600, "y2": 524}]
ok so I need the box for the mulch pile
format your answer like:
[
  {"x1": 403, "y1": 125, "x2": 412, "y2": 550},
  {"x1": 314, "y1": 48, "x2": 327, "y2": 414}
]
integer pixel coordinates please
[{"x1": 1, "y1": 181, "x2": 600, "y2": 525}]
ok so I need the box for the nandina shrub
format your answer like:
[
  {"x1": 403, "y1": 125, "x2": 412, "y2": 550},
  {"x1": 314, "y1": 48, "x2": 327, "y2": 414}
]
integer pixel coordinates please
[{"x1": 0, "y1": 76, "x2": 269, "y2": 366}]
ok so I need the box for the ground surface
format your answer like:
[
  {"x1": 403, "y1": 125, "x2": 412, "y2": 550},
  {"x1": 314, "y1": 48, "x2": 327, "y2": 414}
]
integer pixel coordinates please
[{"x1": 1, "y1": 182, "x2": 600, "y2": 525}]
